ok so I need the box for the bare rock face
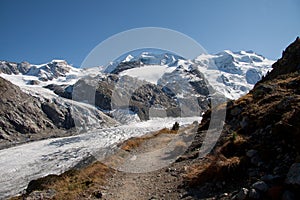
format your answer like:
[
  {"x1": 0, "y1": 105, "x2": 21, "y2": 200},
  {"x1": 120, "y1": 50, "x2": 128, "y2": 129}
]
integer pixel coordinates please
[
  {"x1": 110, "y1": 60, "x2": 142, "y2": 74},
  {"x1": 0, "y1": 61, "x2": 31, "y2": 75},
  {"x1": 41, "y1": 102, "x2": 75, "y2": 129},
  {"x1": 0, "y1": 77, "x2": 75, "y2": 147},
  {"x1": 129, "y1": 83, "x2": 180, "y2": 120},
  {"x1": 44, "y1": 84, "x2": 73, "y2": 99},
  {"x1": 0, "y1": 77, "x2": 53, "y2": 139}
]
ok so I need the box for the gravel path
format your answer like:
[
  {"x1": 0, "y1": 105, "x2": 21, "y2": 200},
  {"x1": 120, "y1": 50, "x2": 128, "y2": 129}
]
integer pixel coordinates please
[{"x1": 101, "y1": 124, "x2": 199, "y2": 200}]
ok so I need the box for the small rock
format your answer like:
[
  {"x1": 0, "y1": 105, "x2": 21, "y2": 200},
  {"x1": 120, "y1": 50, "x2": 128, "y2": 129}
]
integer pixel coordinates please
[
  {"x1": 282, "y1": 190, "x2": 296, "y2": 200},
  {"x1": 93, "y1": 191, "x2": 102, "y2": 199},
  {"x1": 246, "y1": 149, "x2": 258, "y2": 158},
  {"x1": 166, "y1": 167, "x2": 176, "y2": 172},
  {"x1": 285, "y1": 163, "x2": 300, "y2": 186},
  {"x1": 252, "y1": 181, "x2": 269, "y2": 192},
  {"x1": 216, "y1": 182, "x2": 223, "y2": 189},
  {"x1": 273, "y1": 166, "x2": 281, "y2": 174},
  {"x1": 262, "y1": 174, "x2": 275, "y2": 182},
  {"x1": 251, "y1": 155, "x2": 262, "y2": 166},
  {"x1": 230, "y1": 107, "x2": 242, "y2": 116},
  {"x1": 222, "y1": 192, "x2": 228, "y2": 197},
  {"x1": 234, "y1": 188, "x2": 248, "y2": 200},
  {"x1": 248, "y1": 168, "x2": 259, "y2": 177},
  {"x1": 249, "y1": 188, "x2": 260, "y2": 199},
  {"x1": 264, "y1": 174, "x2": 283, "y2": 184}
]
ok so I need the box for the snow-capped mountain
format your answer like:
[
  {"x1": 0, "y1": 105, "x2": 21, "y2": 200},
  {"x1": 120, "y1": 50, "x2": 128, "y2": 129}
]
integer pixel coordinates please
[
  {"x1": 0, "y1": 60, "x2": 81, "y2": 81},
  {"x1": 194, "y1": 50, "x2": 274, "y2": 99},
  {"x1": 105, "y1": 52, "x2": 184, "y2": 74},
  {"x1": 0, "y1": 49, "x2": 274, "y2": 126},
  {"x1": 108, "y1": 50, "x2": 274, "y2": 99}
]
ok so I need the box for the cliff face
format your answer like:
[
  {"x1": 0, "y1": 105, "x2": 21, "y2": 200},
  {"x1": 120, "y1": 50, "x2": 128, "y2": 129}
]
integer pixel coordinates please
[
  {"x1": 0, "y1": 77, "x2": 75, "y2": 148},
  {"x1": 184, "y1": 38, "x2": 300, "y2": 199}
]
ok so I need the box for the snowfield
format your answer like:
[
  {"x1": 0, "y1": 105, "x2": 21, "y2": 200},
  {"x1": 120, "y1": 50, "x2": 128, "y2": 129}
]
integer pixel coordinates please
[
  {"x1": 0, "y1": 117, "x2": 200, "y2": 199},
  {"x1": 119, "y1": 65, "x2": 176, "y2": 84}
]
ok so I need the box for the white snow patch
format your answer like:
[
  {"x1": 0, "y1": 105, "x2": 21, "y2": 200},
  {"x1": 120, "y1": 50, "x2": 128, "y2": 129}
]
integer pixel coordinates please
[{"x1": 119, "y1": 65, "x2": 176, "y2": 84}]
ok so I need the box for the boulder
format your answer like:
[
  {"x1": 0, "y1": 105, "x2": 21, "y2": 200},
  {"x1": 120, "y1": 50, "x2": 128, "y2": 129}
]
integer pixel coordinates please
[
  {"x1": 252, "y1": 181, "x2": 269, "y2": 192},
  {"x1": 285, "y1": 163, "x2": 300, "y2": 186}
]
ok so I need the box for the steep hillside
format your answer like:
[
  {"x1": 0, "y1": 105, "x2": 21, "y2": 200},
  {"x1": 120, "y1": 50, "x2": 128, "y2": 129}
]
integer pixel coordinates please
[
  {"x1": 184, "y1": 37, "x2": 300, "y2": 199},
  {"x1": 0, "y1": 77, "x2": 74, "y2": 148}
]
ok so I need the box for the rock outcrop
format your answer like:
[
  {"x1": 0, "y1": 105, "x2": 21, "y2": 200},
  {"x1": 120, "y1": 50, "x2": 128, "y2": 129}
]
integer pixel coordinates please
[
  {"x1": 0, "y1": 61, "x2": 31, "y2": 75},
  {"x1": 0, "y1": 77, "x2": 71, "y2": 147}
]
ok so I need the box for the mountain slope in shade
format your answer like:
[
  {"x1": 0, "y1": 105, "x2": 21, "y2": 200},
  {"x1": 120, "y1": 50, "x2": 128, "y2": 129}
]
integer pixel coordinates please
[
  {"x1": 0, "y1": 76, "x2": 118, "y2": 148},
  {"x1": 0, "y1": 77, "x2": 72, "y2": 148}
]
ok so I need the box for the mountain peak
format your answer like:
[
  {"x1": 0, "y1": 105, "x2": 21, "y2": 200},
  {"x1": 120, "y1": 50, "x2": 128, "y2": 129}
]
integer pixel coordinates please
[{"x1": 0, "y1": 60, "x2": 76, "y2": 81}]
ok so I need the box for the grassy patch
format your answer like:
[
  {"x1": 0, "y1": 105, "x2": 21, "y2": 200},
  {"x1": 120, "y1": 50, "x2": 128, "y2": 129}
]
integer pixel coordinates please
[
  {"x1": 12, "y1": 162, "x2": 113, "y2": 200},
  {"x1": 121, "y1": 127, "x2": 178, "y2": 151}
]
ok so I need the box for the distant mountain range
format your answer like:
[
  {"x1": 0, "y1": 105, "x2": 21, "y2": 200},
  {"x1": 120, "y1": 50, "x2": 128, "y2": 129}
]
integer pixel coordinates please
[{"x1": 0, "y1": 50, "x2": 273, "y2": 146}]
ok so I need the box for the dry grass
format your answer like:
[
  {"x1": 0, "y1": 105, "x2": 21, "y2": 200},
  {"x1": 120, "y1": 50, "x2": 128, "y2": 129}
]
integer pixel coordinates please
[
  {"x1": 50, "y1": 162, "x2": 111, "y2": 199},
  {"x1": 235, "y1": 93, "x2": 253, "y2": 105},
  {"x1": 11, "y1": 162, "x2": 113, "y2": 200},
  {"x1": 185, "y1": 155, "x2": 242, "y2": 186},
  {"x1": 184, "y1": 134, "x2": 247, "y2": 186},
  {"x1": 121, "y1": 128, "x2": 178, "y2": 151}
]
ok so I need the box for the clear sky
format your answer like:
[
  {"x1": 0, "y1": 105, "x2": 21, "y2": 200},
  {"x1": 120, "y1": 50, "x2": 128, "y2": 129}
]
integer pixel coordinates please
[{"x1": 1, "y1": 0, "x2": 299, "y2": 67}]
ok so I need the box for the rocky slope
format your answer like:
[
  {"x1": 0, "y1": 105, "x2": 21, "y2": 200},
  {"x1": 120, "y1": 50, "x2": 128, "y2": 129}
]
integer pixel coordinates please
[
  {"x1": 62, "y1": 68, "x2": 210, "y2": 121},
  {"x1": 0, "y1": 76, "x2": 118, "y2": 148},
  {"x1": 0, "y1": 77, "x2": 74, "y2": 148}
]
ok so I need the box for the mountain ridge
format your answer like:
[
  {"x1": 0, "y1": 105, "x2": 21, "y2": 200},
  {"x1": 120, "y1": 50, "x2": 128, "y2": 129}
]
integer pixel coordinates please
[{"x1": 0, "y1": 49, "x2": 274, "y2": 146}]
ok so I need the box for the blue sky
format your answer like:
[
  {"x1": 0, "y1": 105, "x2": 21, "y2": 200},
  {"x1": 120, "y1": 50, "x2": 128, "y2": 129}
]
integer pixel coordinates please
[{"x1": 1, "y1": 0, "x2": 299, "y2": 67}]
